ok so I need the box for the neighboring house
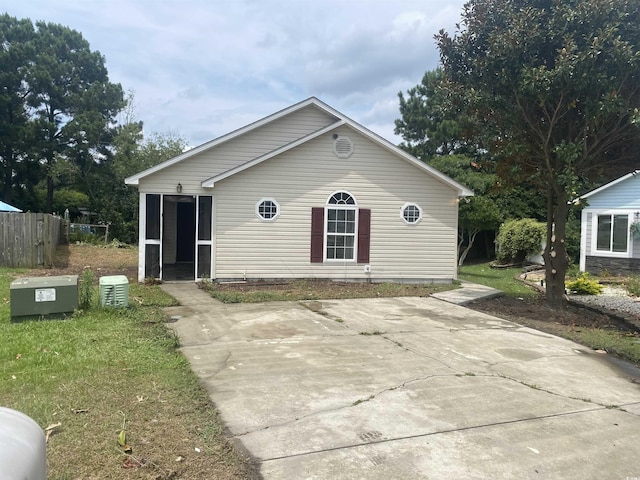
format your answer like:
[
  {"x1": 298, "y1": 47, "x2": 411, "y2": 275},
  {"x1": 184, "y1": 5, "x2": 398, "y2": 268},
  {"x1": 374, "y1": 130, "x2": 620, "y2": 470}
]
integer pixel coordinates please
[
  {"x1": 125, "y1": 97, "x2": 473, "y2": 283},
  {"x1": 0, "y1": 201, "x2": 22, "y2": 212},
  {"x1": 577, "y1": 170, "x2": 640, "y2": 275}
]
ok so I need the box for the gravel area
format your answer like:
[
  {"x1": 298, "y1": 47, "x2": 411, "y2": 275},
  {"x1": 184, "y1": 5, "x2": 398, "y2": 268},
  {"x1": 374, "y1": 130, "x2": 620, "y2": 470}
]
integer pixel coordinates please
[{"x1": 570, "y1": 285, "x2": 640, "y2": 319}]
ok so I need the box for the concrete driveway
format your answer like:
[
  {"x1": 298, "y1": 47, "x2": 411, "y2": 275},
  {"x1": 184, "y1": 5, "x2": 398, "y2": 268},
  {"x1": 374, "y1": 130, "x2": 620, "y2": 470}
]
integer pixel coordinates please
[{"x1": 161, "y1": 284, "x2": 640, "y2": 479}]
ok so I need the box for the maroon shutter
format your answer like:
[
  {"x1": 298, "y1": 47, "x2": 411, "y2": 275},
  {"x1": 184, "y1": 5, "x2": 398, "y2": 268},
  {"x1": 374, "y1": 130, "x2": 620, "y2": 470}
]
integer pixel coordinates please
[
  {"x1": 310, "y1": 207, "x2": 324, "y2": 263},
  {"x1": 357, "y1": 208, "x2": 371, "y2": 263}
]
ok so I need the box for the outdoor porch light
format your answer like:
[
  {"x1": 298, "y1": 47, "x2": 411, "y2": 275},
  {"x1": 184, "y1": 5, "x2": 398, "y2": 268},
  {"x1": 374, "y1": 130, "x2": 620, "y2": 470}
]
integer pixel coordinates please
[{"x1": 176, "y1": 182, "x2": 182, "y2": 193}]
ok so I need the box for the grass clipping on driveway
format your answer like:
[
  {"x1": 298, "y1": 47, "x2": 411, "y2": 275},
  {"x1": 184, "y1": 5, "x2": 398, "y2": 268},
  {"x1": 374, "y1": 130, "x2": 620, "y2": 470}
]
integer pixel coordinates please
[{"x1": 0, "y1": 270, "x2": 255, "y2": 480}]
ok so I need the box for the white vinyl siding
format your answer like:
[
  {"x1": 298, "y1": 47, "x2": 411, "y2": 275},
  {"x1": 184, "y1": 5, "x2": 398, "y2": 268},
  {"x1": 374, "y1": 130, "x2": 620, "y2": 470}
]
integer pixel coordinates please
[
  {"x1": 211, "y1": 127, "x2": 459, "y2": 282},
  {"x1": 138, "y1": 105, "x2": 337, "y2": 195},
  {"x1": 581, "y1": 174, "x2": 640, "y2": 210}
]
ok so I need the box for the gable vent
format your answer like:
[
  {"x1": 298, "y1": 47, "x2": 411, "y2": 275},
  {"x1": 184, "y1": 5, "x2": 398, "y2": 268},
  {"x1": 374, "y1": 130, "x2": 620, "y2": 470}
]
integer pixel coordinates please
[{"x1": 333, "y1": 137, "x2": 354, "y2": 158}]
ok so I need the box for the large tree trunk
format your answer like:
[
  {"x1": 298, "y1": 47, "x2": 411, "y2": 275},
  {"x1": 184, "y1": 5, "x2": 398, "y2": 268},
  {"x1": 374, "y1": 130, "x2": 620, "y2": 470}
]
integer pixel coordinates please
[{"x1": 542, "y1": 186, "x2": 569, "y2": 307}]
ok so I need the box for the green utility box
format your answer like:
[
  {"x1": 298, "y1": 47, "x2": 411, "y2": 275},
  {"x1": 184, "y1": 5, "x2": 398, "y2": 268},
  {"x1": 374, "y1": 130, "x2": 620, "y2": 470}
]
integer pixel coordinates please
[
  {"x1": 99, "y1": 275, "x2": 129, "y2": 307},
  {"x1": 10, "y1": 275, "x2": 78, "y2": 319}
]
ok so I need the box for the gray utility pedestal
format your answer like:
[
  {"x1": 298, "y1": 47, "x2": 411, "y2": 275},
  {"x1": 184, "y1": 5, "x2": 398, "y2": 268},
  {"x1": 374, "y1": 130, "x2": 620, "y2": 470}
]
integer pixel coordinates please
[
  {"x1": 0, "y1": 407, "x2": 46, "y2": 479},
  {"x1": 10, "y1": 275, "x2": 78, "y2": 318}
]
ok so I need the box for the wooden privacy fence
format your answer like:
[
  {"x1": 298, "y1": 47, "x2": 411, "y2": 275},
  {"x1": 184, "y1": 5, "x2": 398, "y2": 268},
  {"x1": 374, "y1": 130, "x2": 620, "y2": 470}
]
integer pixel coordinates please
[{"x1": 0, "y1": 213, "x2": 66, "y2": 268}]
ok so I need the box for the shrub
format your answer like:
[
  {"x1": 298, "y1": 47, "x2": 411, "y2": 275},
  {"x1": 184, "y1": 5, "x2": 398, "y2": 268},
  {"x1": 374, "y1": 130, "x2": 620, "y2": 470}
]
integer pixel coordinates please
[
  {"x1": 566, "y1": 273, "x2": 603, "y2": 295},
  {"x1": 496, "y1": 218, "x2": 546, "y2": 263},
  {"x1": 626, "y1": 276, "x2": 640, "y2": 297}
]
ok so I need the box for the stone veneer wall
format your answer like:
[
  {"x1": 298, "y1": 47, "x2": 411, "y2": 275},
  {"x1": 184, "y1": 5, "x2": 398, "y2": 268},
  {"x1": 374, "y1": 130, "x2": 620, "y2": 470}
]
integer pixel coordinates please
[{"x1": 585, "y1": 256, "x2": 640, "y2": 275}]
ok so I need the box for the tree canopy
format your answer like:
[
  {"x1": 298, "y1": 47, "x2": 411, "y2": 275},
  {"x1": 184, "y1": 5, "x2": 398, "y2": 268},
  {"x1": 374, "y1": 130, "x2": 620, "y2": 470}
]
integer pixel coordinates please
[
  {"x1": 0, "y1": 14, "x2": 186, "y2": 243},
  {"x1": 395, "y1": 69, "x2": 477, "y2": 160},
  {"x1": 0, "y1": 13, "x2": 125, "y2": 212},
  {"x1": 436, "y1": 0, "x2": 640, "y2": 306}
]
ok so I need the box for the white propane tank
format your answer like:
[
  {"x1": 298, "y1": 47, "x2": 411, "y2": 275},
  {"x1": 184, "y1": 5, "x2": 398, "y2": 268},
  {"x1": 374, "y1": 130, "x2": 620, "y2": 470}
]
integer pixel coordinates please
[{"x1": 0, "y1": 407, "x2": 47, "y2": 479}]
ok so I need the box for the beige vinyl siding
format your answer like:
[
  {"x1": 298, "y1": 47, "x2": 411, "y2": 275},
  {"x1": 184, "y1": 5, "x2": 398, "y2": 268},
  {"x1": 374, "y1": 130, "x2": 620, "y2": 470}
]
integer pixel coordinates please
[
  {"x1": 213, "y1": 127, "x2": 459, "y2": 281},
  {"x1": 138, "y1": 106, "x2": 337, "y2": 194}
]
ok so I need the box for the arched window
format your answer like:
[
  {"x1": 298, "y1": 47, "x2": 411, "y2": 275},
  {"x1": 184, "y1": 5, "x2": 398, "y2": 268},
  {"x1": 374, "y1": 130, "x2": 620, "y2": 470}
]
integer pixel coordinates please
[
  {"x1": 328, "y1": 191, "x2": 356, "y2": 205},
  {"x1": 325, "y1": 191, "x2": 357, "y2": 260},
  {"x1": 311, "y1": 192, "x2": 370, "y2": 264}
]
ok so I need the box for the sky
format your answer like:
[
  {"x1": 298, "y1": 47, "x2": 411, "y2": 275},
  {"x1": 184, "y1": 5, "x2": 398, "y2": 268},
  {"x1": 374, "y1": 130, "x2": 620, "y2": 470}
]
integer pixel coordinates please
[{"x1": 4, "y1": 0, "x2": 467, "y2": 148}]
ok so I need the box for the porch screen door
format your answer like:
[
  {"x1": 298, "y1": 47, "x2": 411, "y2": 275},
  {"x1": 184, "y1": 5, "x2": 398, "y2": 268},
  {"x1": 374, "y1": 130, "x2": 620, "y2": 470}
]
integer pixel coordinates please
[
  {"x1": 144, "y1": 194, "x2": 161, "y2": 278},
  {"x1": 196, "y1": 196, "x2": 213, "y2": 279}
]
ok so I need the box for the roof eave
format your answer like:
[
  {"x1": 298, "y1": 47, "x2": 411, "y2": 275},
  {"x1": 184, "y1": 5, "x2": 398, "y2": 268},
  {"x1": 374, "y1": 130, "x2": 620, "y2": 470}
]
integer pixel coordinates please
[
  {"x1": 125, "y1": 97, "x2": 337, "y2": 186},
  {"x1": 574, "y1": 169, "x2": 640, "y2": 203}
]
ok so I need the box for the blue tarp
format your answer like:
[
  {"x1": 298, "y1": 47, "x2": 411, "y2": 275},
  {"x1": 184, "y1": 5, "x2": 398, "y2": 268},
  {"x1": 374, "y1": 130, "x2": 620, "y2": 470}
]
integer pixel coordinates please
[{"x1": 0, "y1": 201, "x2": 22, "y2": 212}]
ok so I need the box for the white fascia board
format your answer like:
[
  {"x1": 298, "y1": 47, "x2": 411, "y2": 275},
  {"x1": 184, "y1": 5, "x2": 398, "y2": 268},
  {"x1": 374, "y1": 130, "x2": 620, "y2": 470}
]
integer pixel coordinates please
[
  {"x1": 125, "y1": 97, "x2": 334, "y2": 186},
  {"x1": 573, "y1": 170, "x2": 640, "y2": 203},
  {"x1": 201, "y1": 120, "x2": 345, "y2": 188}
]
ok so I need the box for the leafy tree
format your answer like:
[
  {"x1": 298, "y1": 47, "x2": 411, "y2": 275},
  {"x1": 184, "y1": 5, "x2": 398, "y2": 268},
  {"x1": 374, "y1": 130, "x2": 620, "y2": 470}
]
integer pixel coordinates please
[
  {"x1": 0, "y1": 14, "x2": 35, "y2": 204},
  {"x1": 436, "y1": 0, "x2": 640, "y2": 306},
  {"x1": 429, "y1": 155, "x2": 503, "y2": 266},
  {"x1": 25, "y1": 20, "x2": 124, "y2": 213},
  {"x1": 395, "y1": 69, "x2": 477, "y2": 160},
  {"x1": 90, "y1": 120, "x2": 187, "y2": 243}
]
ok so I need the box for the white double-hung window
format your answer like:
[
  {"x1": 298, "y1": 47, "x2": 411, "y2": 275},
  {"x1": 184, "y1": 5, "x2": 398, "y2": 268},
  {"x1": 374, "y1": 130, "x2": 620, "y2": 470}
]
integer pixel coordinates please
[{"x1": 325, "y1": 191, "x2": 357, "y2": 261}]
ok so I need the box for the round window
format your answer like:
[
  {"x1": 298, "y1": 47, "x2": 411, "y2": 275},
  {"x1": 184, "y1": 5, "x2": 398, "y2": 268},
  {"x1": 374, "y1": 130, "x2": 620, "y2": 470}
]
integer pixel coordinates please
[
  {"x1": 402, "y1": 203, "x2": 422, "y2": 224},
  {"x1": 256, "y1": 199, "x2": 279, "y2": 221}
]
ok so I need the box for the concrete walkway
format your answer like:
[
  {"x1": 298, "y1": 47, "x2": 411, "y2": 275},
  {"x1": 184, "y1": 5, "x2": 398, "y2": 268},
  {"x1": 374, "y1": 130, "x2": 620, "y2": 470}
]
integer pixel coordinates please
[
  {"x1": 431, "y1": 280, "x2": 502, "y2": 305},
  {"x1": 160, "y1": 282, "x2": 640, "y2": 479}
]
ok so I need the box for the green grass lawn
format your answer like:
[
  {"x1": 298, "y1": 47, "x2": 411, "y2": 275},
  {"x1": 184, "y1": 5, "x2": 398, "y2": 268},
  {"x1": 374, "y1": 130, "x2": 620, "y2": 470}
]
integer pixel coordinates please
[
  {"x1": 458, "y1": 262, "x2": 538, "y2": 297},
  {"x1": 0, "y1": 268, "x2": 254, "y2": 479}
]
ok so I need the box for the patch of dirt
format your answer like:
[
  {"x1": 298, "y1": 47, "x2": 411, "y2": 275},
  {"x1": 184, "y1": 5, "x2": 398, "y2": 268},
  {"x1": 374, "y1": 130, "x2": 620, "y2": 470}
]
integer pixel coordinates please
[
  {"x1": 467, "y1": 294, "x2": 636, "y2": 333},
  {"x1": 25, "y1": 243, "x2": 138, "y2": 282}
]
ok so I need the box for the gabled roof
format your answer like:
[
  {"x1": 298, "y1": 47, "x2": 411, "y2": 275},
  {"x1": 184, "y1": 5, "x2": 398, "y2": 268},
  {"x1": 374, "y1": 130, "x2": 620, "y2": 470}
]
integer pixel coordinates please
[
  {"x1": 125, "y1": 97, "x2": 473, "y2": 197},
  {"x1": 575, "y1": 170, "x2": 640, "y2": 202}
]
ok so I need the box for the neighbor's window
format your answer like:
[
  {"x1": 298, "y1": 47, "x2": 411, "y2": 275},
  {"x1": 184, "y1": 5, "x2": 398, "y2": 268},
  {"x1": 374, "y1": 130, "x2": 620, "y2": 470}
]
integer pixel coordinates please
[
  {"x1": 256, "y1": 198, "x2": 279, "y2": 221},
  {"x1": 326, "y1": 191, "x2": 357, "y2": 260},
  {"x1": 596, "y1": 214, "x2": 629, "y2": 253},
  {"x1": 401, "y1": 203, "x2": 422, "y2": 225}
]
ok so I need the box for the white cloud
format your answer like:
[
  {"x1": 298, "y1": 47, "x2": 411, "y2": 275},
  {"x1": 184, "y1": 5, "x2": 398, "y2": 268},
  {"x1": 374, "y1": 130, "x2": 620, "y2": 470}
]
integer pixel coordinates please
[{"x1": 5, "y1": 0, "x2": 465, "y2": 146}]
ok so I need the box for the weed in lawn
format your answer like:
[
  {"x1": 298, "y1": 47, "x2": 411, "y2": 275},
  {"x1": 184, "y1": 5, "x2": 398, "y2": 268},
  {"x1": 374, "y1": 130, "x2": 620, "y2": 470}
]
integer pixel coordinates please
[
  {"x1": 626, "y1": 276, "x2": 640, "y2": 297},
  {"x1": 78, "y1": 268, "x2": 95, "y2": 310}
]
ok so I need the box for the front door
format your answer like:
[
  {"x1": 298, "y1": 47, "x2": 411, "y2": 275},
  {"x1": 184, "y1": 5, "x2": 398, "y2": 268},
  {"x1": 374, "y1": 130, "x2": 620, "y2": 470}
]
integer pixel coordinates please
[{"x1": 163, "y1": 195, "x2": 195, "y2": 281}]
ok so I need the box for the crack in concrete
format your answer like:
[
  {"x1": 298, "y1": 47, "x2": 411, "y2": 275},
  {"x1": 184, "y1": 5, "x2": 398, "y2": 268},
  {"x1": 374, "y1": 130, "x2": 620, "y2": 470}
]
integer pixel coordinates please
[
  {"x1": 235, "y1": 370, "x2": 639, "y2": 443},
  {"x1": 258, "y1": 405, "x2": 608, "y2": 464},
  {"x1": 617, "y1": 402, "x2": 640, "y2": 417},
  {"x1": 379, "y1": 334, "x2": 456, "y2": 370},
  {"x1": 232, "y1": 372, "x2": 465, "y2": 438},
  {"x1": 492, "y1": 371, "x2": 630, "y2": 411}
]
